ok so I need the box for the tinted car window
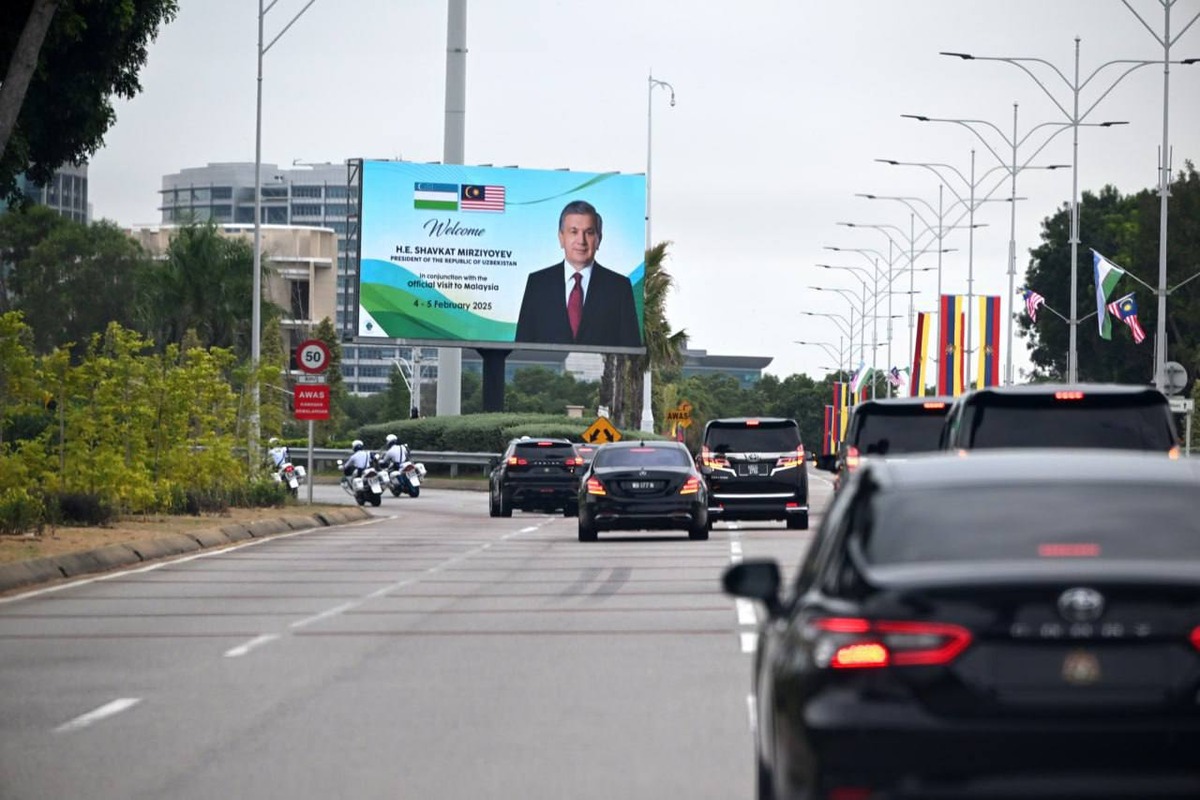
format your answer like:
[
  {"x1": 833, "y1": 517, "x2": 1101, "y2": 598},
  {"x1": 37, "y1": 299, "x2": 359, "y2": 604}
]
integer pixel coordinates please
[
  {"x1": 706, "y1": 423, "x2": 800, "y2": 452},
  {"x1": 595, "y1": 446, "x2": 691, "y2": 468},
  {"x1": 514, "y1": 442, "x2": 576, "y2": 458},
  {"x1": 964, "y1": 396, "x2": 1176, "y2": 450},
  {"x1": 860, "y1": 484, "x2": 1200, "y2": 565},
  {"x1": 852, "y1": 411, "x2": 947, "y2": 455}
]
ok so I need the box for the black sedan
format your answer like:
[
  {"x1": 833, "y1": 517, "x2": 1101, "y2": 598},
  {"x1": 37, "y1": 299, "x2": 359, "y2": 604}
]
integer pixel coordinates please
[
  {"x1": 725, "y1": 450, "x2": 1200, "y2": 799},
  {"x1": 577, "y1": 440, "x2": 709, "y2": 542}
]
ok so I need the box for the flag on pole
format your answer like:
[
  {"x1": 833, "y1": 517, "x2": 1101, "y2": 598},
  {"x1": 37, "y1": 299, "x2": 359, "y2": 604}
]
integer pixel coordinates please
[
  {"x1": 887, "y1": 366, "x2": 908, "y2": 388},
  {"x1": 823, "y1": 405, "x2": 834, "y2": 455},
  {"x1": 1106, "y1": 292, "x2": 1147, "y2": 344},
  {"x1": 976, "y1": 295, "x2": 1002, "y2": 389},
  {"x1": 849, "y1": 361, "x2": 869, "y2": 394},
  {"x1": 1021, "y1": 287, "x2": 1046, "y2": 322},
  {"x1": 938, "y1": 295, "x2": 966, "y2": 396},
  {"x1": 911, "y1": 311, "x2": 931, "y2": 397},
  {"x1": 1092, "y1": 250, "x2": 1125, "y2": 340}
]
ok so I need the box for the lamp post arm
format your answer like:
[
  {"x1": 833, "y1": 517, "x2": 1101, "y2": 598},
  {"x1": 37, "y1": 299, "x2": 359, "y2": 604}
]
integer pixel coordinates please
[
  {"x1": 263, "y1": 0, "x2": 320, "y2": 54},
  {"x1": 1079, "y1": 60, "x2": 1160, "y2": 120},
  {"x1": 961, "y1": 55, "x2": 1074, "y2": 117},
  {"x1": 1168, "y1": 268, "x2": 1200, "y2": 295}
]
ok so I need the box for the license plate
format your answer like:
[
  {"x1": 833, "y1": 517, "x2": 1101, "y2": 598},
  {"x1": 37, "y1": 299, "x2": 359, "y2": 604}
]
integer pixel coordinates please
[
  {"x1": 742, "y1": 463, "x2": 765, "y2": 476},
  {"x1": 630, "y1": 481, "x2": 657, "y2": 490}
]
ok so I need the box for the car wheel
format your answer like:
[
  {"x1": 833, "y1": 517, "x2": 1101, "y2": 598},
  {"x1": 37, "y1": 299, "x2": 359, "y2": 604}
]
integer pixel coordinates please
[
  {"x1": 786, "y1": 512, "x2": 808, "y2": 530},
  {"x1": 499, "y1": 488, "x2": 513, "y2": 518},
  {"x1": 488, "y1": 487, "x2": 500, "y2": 517},
  {"x1": 688, "y1": 516, "x2": 709, "y2": 541},
  {"x1": 562, "y1": 501, "x2": 578, "y2": 518},
  {"x1": 577, "y1": 516, "x2": 597, "y2": 542}
]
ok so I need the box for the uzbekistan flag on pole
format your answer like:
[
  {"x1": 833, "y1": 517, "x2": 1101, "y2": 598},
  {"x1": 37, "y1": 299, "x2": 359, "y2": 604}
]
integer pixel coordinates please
[
  {"x1": 1092, "y1": 250, "x2": 1125, "y2": 340},
  {"x1": 414, "y1": 182, "x2": 459, "y2": 211}
]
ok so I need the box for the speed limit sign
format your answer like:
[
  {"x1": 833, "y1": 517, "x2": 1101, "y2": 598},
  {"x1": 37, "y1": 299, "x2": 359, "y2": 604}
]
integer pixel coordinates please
[{"x1": 295, "y1": 339, "x2": 331, "y2": 374}]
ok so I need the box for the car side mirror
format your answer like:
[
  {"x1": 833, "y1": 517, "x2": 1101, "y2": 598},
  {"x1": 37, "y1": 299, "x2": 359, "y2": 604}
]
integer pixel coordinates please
[{"x1": 723, "y1": 560, "x2": 784, "y2": 618}]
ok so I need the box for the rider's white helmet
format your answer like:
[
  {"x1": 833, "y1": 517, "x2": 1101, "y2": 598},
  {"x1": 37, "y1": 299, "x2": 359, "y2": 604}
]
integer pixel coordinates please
[
  {"x1": 268, "y1": 437, "x2": 280, "y2": 446},
  {"x1": 386, "y1": 434, "x2": 398, "y2": 445},
  {"x1": 352, "y1": 439, "x2": 364, "y2": 451}
]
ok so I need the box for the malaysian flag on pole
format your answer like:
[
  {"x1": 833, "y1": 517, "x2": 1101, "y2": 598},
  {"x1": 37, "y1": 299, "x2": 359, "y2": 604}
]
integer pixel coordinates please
[
  {"x1": 1021, "y1": 287, "x2": 1046, "y2": 322},
  {"x1": 460, "y1": 184, "x2": 506, "y2": 212},
  {"x1": 1106, "y1": 292, "x2": 1146, "y2": 344}
]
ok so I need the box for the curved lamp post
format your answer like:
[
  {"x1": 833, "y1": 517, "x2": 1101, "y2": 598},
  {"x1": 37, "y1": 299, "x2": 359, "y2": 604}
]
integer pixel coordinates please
[{"x1": 642, "y1": 73, "x2": 675, "y2": 433}]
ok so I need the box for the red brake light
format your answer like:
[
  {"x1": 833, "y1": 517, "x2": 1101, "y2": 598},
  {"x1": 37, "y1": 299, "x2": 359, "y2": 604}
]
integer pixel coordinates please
[
  {"x1": 586, "y1": 477, "x2": 606, "y2": 496},
  {"x1": 845, "y1": 445, "x2": 861, "y2": 470},
  {"x1": 701, "y1": 446, "x2": 729, "y2": 469},
  {"x1": 536, "y1": 441, "x2": 554, "y2": 446},
  {"x1": 1038, "y1": 543, "x2": 1100, "y2": 558},
  {"x1": 571, "y1": 456, "x2": 584, "y2": 466},
  {"x1": 507, "y1": 456, "x2": 528, "y2": 466},
  {"x1": 811, "y1": 617, "x2": 972, "y2": 669},
  {"x1": 679, "y1": 476, "x2": 701, "y2": 495},
  {"x1": 1054, "y1": 391, "x2": 1084, "y2": 400},
  {"x1": 745, "y1": 419, "x2": 760, "y2": 426},
  {"x1": 923, "y1": 402, "x2": 946, "y2": 410},
  {"x1": 1169, "y1": 446, "x2": 1181, "y2": 460},
  {"x1": 776, "y1": 446, "x2": 806, "y2": 469},
  {"x1": 1190, "y1": 626, "x2": 1200, "y2": 652}
]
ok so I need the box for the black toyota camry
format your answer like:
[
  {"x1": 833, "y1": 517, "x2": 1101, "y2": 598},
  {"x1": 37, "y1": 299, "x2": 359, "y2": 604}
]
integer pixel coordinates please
[
  {"x1": 725, "y1": 449, "x2": 1200, "y2": 799},
  {"x1": 576, "y1": 440, "x2": 709, "y2": 542}
]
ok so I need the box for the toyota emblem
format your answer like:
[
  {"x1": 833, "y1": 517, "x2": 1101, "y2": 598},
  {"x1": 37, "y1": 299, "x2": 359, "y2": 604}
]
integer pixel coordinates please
[{"x1": 1058, "y1": 587, "x2": 1105, "y2": 623}]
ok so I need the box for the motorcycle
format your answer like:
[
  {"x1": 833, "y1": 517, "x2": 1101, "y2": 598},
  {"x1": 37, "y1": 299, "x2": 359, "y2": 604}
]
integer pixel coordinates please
[
  {"x1": 336, "y1": 459, "x2": 384, "y2": 507},
  {"x1": 387, "y1": 459, "x2": 426, "y2": 498},
  {"x1": 272, "y1": 460, "x2": 306, "y2": 497}
]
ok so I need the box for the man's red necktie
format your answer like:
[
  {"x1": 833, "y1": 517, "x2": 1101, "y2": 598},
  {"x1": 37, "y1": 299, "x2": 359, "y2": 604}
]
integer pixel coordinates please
[{"x1": 567, "y1": 273, "x2": 583, "y2": 338}]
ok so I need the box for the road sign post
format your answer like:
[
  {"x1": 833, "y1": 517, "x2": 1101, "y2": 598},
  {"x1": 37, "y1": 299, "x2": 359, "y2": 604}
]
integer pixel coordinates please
[
  {"x1": 294, "y1": 339, "x2": 332, "y2": 505},
  {"x1": 583, "y1": 416, "x2": 622, "y2": 444}
]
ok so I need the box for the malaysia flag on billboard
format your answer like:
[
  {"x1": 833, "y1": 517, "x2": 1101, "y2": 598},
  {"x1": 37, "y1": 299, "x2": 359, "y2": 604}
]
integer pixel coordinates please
[{"x1": 461, "y1": 184, "x2": 506, "y2": 212}]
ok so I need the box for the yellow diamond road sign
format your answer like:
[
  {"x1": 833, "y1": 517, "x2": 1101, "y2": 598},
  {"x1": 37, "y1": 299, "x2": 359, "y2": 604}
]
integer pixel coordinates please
[{"x1": 583, "y1": 416, "x2": 622, "y2": 444}]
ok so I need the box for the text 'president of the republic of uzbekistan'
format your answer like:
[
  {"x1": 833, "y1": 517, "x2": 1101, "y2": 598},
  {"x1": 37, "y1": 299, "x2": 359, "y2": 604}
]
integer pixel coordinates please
[{"x1": 514, "y1": 200, "x2": 642, "y2": 348}]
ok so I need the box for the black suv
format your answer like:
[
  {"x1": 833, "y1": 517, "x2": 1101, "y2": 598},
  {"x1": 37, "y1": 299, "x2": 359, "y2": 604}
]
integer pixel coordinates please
[
  {"x1": 832, "y1": 396, "x2": 954, "y2": 490},
  {"x1": 489, "y1": 437, "x2": 583, "y2": 517},
  {"x1": 940, "y1": 383, "x2": 1179, "y2": 453},
  {"x1": 698, "y1": 417, "x2": 809, "y2": 529}
]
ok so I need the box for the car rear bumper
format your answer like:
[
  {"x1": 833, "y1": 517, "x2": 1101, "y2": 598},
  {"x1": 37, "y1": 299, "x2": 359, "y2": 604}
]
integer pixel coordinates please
[
  {"x1": 778, "y1": 688, "x2": 1200, "y2": 795},
  {"x1": 586, "y1": 498, "x2": 705, "y2": 531},
  {"x1": 506, "y1": 481, "x2": 578, "y2": 507},
  {"x1": 709, "y1": 493, "x2": 808, "y2": 521}
]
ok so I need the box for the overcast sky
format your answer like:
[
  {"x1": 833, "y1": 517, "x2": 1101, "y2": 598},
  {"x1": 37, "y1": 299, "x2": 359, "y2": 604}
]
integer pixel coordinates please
[{"x1": 88, "y1": 0, "x2": 1200, "y2": 381}]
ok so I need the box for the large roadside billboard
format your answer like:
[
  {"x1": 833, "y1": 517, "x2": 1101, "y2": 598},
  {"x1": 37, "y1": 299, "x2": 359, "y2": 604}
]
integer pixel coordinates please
[{"x1": 357, "y1": 160, "x2": 647, "y2": 354}]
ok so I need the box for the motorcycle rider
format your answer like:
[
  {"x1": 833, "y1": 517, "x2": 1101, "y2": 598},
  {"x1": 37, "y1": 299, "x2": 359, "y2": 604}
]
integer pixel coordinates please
[
  {"x1": 267, "y1": 437, "x2": 290, "y2": 469},
  {"x1": 342, "y1": 439, "x2": 372, "y2": 478},
  {"x1": 380, "y1": 433, "x2": 410, "y2": 471}
]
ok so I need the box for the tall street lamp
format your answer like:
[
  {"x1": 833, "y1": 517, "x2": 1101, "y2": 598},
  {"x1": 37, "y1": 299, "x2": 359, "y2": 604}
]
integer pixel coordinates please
[
  {"x1": 902, "y1": 108, "x2": 1074, "y2": 384},
  {"x1": 253, "y1": 0, "x2": 321, "y2": 464},
  {"x1": 941, "y1": 36, "x2": 1198, "y2": 385},
  {"x1": 794, "y1": 338, "x2": 847, "y2": 378},
  {"x1": 642, "y1": 73, "x2": 675, "y2": 433}
]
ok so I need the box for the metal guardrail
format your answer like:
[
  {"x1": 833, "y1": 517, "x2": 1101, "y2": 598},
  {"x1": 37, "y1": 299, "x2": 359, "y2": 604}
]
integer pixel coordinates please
[{"x1": 298, "y1": 448, "x2": 500, "y2": 476}]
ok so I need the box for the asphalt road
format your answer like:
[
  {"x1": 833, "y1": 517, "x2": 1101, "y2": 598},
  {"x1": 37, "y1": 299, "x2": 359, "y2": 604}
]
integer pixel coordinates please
[{"x1": 0, "y1": 468, "x2": 834, "y2": 800}]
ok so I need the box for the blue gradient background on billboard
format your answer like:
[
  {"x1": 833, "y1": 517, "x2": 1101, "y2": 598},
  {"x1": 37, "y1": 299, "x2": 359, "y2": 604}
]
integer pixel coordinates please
[{"x1": 358, "y1": 161, "x2": 646, "y2": 345}]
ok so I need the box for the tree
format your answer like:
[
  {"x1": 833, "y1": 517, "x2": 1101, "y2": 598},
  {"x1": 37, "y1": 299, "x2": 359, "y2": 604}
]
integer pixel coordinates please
[
  {"x1": 10, "y1": 218, "x2": 151, "y2": 355},
  {"x1": 1, "y1": 0, "x2": 180, "y2": 203},
  {"x1": 601, "y1": 242, "x2": 688, "y2": 429},
  {"x1": 1020, "y1": 164, "x2": 1200, "y2": 389},
  {"x1": 0, "y1": 310, "x2": 38, "y2": 446},
  {"x1": 0, "y1": 203, "x2": 64, "y2": 313}
]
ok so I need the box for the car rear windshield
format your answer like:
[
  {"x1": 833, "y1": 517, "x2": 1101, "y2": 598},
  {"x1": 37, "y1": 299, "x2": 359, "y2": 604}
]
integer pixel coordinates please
[
  {"x1": 860, "y1": 484, "x2": 1200, "y2": 565},
  {"x1": 595, "y1": 446, "x2": 691, "y2": 468},
  {"x1": 852, "y1": 409, "x2": 948, "y2": 455},
  {"x1": 514, "y1": 442, "x2": 576, "y2": 458},
  {"x1": 965, "y1": 395, "x2": 1176, "y2": 450},
  {"x1": 706, "y1": 422, "x2": 801, "y2": 453}
]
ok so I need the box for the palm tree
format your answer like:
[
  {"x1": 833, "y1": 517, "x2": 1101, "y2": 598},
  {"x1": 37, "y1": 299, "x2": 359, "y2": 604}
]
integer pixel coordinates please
[{"x1": 601, "y1": 242, "x2": 687, "y2": 429}]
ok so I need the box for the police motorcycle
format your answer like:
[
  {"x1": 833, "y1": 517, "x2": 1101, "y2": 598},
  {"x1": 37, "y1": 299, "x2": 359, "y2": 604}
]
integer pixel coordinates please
[
  {"x1": 380, "y1": 434, "x2": 425, "y2": 498},
  {"x1": 337, "y1": 440, "x2": 384, "y2": 507},
  {"x1": 268, "y1": 438, "x2": 306, "y2": 497}
]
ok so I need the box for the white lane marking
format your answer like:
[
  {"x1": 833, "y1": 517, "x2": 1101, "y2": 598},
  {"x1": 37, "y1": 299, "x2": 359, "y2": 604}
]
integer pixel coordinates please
[
  {"x1": 0, "y1": 514, "x2": 392, "y2": 605},
  {"x1": 740, "y1": 632, "x2": 758, "y2": 653},
  {"x1": 291, "y1": 602, "x2": 358, "y2": 629},
  {"x1": 745, "y1": 693, "x2": 757, "y2": 734},
  {"x1": 737, "y1": 599, "x2": 756, "y2": 626},
  {"x1": 55, "y1": 698, "x2": 141, "y2": 734},
  {"x1": 519, "y1": 526, "x2": 538, "y2": 533},
  {"x1": 730, "y1": 542, "x2": 743, "y2": 557},
  {"x1": 224, "y1": 633, "x2": 280, "y2": 658}
]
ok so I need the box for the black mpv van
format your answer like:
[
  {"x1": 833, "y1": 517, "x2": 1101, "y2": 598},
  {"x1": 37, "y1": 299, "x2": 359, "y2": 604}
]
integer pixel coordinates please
[{"x1": 698, "y1": 417, "x2": 809, "y2": 529}]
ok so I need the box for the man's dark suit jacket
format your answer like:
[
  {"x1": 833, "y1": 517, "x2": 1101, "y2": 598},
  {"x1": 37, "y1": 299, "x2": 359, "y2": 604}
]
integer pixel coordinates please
[{"x1": 514, "y1": 262, "x2": 642, "y2": 348}]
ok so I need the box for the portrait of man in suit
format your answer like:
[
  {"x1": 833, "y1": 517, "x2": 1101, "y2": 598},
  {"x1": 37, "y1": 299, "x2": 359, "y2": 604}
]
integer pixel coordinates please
[{"x1": 514, "y1": 200, "x2": 642, "y2": 348}]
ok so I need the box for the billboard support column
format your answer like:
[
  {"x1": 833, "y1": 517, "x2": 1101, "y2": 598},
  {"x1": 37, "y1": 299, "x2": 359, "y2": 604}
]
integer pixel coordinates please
[
  {"x1": 479, "y1": 349, "x2": 510, "y2": 413},
  {"x1": 437, "y1": 0, "x2": 468, "y2": 418}
]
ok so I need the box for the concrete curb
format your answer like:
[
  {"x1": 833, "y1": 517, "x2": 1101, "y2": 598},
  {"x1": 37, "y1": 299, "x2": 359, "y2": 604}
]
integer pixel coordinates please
[{"x1": 0, "y1": 506, "x2": 373, "y2": 596}]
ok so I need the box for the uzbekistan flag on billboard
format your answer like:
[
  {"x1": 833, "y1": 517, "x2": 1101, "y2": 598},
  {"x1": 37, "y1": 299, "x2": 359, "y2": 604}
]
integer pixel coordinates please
[{"x1": 976, "y1": 295, "x2": 1002, "y2": 389}]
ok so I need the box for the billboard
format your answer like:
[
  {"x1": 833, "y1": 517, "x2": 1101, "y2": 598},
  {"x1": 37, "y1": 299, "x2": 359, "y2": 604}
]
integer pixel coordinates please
[{"x1": 357, "y1": 161, "x2": 647, "y2": 354}]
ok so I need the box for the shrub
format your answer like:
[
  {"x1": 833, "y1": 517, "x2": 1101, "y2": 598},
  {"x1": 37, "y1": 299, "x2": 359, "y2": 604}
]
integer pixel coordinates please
[
  {"x1": 48, "y1": 492, "x2": 114, "y2": 526},
  {"x1": 0, "y1": 488, "x2": 45, "y2": 535},
  {"x1": 239, "y1": 478, "x2": 289, "y2": 509}
]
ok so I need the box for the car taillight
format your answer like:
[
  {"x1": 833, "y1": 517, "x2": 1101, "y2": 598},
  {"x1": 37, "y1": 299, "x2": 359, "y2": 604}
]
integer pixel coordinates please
[
  {"x1": 845, "y1": 445, "x2": 861, "y2": 471},
  {"x1": 701, "y1": 446, "x2": 729, "y2": 469},
  {"x1": 776, "y1": 446, "x2": 805, "y2": 469},
  {"x1": 1054, "y1": 390, "x2": 1084, "y2": 400},
  {"x1": 679, "y1": 476, "x2": 701, "y2": 495},
  {"x1": 284, "y1": 466, "x2": 294, "y2": 474},
  {"x1": 810, "y1": 617, "x2": 972, "y2": 669},
  {"x1": 923, "y1": 401, "x2": 946, "y2": 410},
  {"x1": 586, "y1": 477, "x2": 606, "y2": 496},
  {"x1": 1169, "y1": 446, "x2": 1181, "y2": 460},
  {"x1": 570, "y1": 456, "x2": 584, "y2": 466},
  {"x1": 745, "y1": 419, "x2": 760, "y2": 426},
  {"x1": 507, "y1": 456, "x2": 528, "y2": 466},
  {"x1": 1190, "y1": 626, "x2": 1200, "y2": 652}
]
